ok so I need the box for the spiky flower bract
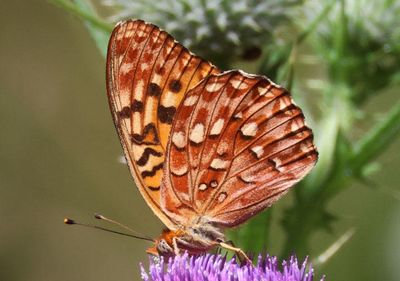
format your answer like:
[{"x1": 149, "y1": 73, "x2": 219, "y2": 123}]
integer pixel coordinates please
[
  {"x1": 140, "y1": 252, "x2": 325, "y2": 281},
  {"x1": 302, "y1": 0, "x2": 400, "y2": 104},
  {"x1": 103, "y1": 0, "x2": 302, "y2": 68}
]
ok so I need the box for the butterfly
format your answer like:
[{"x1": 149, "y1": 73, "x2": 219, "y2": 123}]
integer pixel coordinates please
[{"x1": 106, "y1": 19, "x2": 318, "y2": 260}]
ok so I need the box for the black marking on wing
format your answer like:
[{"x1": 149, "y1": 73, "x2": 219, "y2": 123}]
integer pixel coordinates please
[
  {"x1": 147, "y1": 185, "x2": 160, "y2": 191},
  {"x1": 148, "y1": 83, "x2": 162, "y2": 96},
  {"x1": 131, "y1": 100, "x2": 144, "y2": 112},
  {"x1": 141, "y1": 162, "x2": 164, "y2": 178},
  {"x1": 131, "y1": 123, "x2": 160, "y2": 144},
  {"x1": 117, "y1": 106, "x2": 131, "y2": 119},
  {"x1": 136, "y1": 147, "x2": 163, "y2": 166},
  {"x1": 158, "y1": 105, "x2": 176, "y2": 124},
  {"x1": 169, "y1": 79, "x2": 182, "y2": 92}
]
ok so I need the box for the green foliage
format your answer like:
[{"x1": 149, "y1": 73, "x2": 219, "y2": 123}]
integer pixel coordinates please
[
  {"x1": 103, "y1": 0, "x2": 303, "y2": 69},
  {"x1": 49, "y1": 0, "x2": 112, "y2": 56},
  {"x1": 51, "y1": 0, "x2": 400, "y2": 264}
]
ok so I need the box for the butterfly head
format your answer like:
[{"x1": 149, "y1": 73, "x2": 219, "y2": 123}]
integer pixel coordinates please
[
  {"x1": 146, "y1": 217, "x2": 226, "y2": 257},
  {"x1": 146, "y1": 228, "x2": 181, "y2": 257}
]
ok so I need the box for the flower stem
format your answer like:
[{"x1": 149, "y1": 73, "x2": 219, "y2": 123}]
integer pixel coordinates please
[
  {"x1": 282, "y1": 101, "x2": 400, "y2": 257},
  {"x1": 49, "y1": 0, "x2": 113, "y2": 32},
  {"x1": 351, "y1": 101, "x2": 400, "y2": 174}
]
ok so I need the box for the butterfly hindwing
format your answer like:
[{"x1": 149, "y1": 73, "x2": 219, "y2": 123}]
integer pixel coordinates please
[
  {"x1": 106, "y1": 20, "x2": 218, "y2": 228},
  {"x1": 161, "y1": 70, "x2": 318, "y2": 227}
]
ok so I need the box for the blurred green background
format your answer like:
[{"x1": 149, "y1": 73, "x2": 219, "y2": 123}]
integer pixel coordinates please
[{"x1": 1, "y1": 1, "x2": 399, "y2": 280}]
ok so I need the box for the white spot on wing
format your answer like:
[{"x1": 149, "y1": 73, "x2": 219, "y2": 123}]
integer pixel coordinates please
[
  {"x1": 120, "y1": 63, "x2": 134, "y2": 74},
  {"x1": 239, "y1": 175, "x2": 253, "y2": 184},
  {"x1": 279, "y1": 99, "x2": 288, "y2": 110},
  {"x1": 161, "y1": 91, "x2": 176, "y2": 107},
  {"x1": 183, "y1": 95, "x2": 198, "y2": 107},
  {"x1": 217, "y1": 141, "x2": 229, "y2": 156},
  {"x1": 271, "y1": 158, "x2": 282, "y2": 169},
  {"x1": 179, "y1": 192, "x2": 190, "y2": 202},
  {"x1": 239, "y1": 174, "x2": 256, "y2": 183},
  {"x1": 258, "y1": 85, "x2": 274, "y2": 98},
  {"x1": 133, "y1": 112, "x2": 141, "y2": 133},
  {"x1": 198, "y1": 183, "x2": 208, "y2": 191},
  {"x1": 206, "y1": 81, "x2": 225, "y2": 92},
  {"x1": 171, "y1": 165, "x2": 188, "y2": 176},
  {"x1": 217, "y1": 192, "x2": 227, "y2": 203},
  {"x1": 120, "y1": 89, "x2": 131, "y2": 97},
  {"x1": 250, "y1": 145, "x2": 264, "y2": 159},
  {"x1": 291, "y1": 120, "x2": 303, "y2": 132},
  {"x1": 234, "y1": 112, "x2": 243, "y2": 119},
  {"x1": 189, "y1": 123, "x2": 205, "y2": 144},
  {"x1": 258, "y1": 86, "x2": 268, "y2": 96},
  {"x1": 210, "y1": 118, "x2": 225, "y2": 136},
  {"x1": 241, "y1": 122, "x2": 258, "y2": 137},
  {"x1": 125, "y1": 29, "x2": 134, "y2": 38},
  {"x1": 151, "y1": 73, "x2": 162, "y2": 85},
  {"x1": 230, "y1": 79, "x2": 246, "y2": 89},
  {"x1": 137, "y1": 29, "x2": 146, "y2": 38},
  {"x1": 301, "y1": 143, "x2": 312, "y2": 153},
  {"x1": 134, "y1": 80, "x2": 145, "y2": 101},
  {"x1": 141, "y1": 63, "x2": 149, "y2": 71},
  {"x1": 172, "y1": 132, "x2": 186, "y2": 149},
  {"x1": 210, "y1": 158, "x2": 229, "y2": 170},
  {"x1": 210, "y1": 180, "x2": 218, "y2": 188},
  {"x1": 144, "y1": 97, "x2": 155, "y2": 124},
  {"x1": 116, "y1": 32, "x2": 124, "y2": 41}
]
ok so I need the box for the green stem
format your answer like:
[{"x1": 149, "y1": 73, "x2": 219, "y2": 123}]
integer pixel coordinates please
[
  {"x1": 336, "y1": 0, "x2": 347, "y2": 60},
  {"x1": 296, "y1": 0, "x2": 336, "y2": 45},
  {"x1": 227, "y1": 209, "x2": 273, "y2": 253},
  {"x1": 266, "y1": 0, "x2": 335, "y2": 87},
  {"x1": 49, "y1": 0, "x2": 113, "y2": 32},
  {"x1": 351, "y1": 102, "x2": 400, "y2": 174},
  {"x1": 282, "y1": 102, "x2": 400, "y2": 257},
  {"x1": 281, "y1": 197, "x2": 328, "y2": 258},
  {"x1": 330, "y1": 0, "x2": 349, "y2": 83}
]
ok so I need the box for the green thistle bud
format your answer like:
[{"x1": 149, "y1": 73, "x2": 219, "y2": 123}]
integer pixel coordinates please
[
  {"x1": 303, "y1": 0, "x2": 400, "y2": 104},
  {"x1": 103, "y1": 0, "x2": 302, "y2": 68}
]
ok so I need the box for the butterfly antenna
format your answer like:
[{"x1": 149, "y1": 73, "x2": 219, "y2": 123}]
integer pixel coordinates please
[
  {"x1": 94, "y1": 213, "x2": 154, "y2": 242},
  {"x1": 64, "y1": 218, "x2": 154, "y2": 242}
]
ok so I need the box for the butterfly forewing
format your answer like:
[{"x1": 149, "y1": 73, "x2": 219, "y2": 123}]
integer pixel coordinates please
[
  {"x1": 161, "y1": 70, "x2": 318, "y2": 227},
  {"x1": 106, "y1": 20, "x2": 219, "y2": 228}
]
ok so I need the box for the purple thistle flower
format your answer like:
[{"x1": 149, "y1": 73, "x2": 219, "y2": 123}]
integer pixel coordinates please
[{"x1": 140, "y1": 252, "x2": 325, "y2": 281}]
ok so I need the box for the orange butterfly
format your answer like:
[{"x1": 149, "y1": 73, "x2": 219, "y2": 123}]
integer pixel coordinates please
[{"x1": 106, "y1": 19, "x2": 318, "y2": 260}]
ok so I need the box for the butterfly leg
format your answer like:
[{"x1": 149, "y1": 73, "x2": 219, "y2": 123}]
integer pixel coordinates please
[
  {"x1": 219, "y1": 242, "x2": 252, "y2": 264},
  {"x1": 172, "y1": 237, "x2": 181, "y2": 255},
  {"x1": 223, "y1": 240, "x2": 236, "y2": 247}
]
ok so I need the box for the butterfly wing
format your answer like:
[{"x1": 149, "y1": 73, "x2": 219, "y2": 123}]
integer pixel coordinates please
[
  {"x1": 161, "y1": 70, "x2": 318, "y2": 227},
  {"x1": 106, "y1": 20, "x2": 219, "y2": 228}
]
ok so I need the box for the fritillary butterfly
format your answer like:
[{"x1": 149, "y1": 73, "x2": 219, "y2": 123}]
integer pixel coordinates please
[{"x1": 106, "y1": 20, "x2": 318, "y2": 259}]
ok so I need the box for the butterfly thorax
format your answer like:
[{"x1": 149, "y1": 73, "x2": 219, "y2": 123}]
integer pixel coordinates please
[{"x1": 147, "y1": 218, "x2": 225, "y2": 257}]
